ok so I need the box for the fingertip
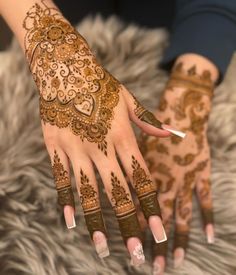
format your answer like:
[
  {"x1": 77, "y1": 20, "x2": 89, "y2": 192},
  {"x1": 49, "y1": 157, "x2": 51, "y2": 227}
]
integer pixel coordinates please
[
  {"x1": 153, "y1": 256, "x2": 165, "y2": 275},
  {"x1": 173, "y1": 247, "x2": 185, "y2": 268},
  {"x1": 127, "y1": 237, "x2": 145, "y2": 267},
  {"x1": 93, "y1": 231, "x2": 110, "y2": 258},
  {"x1": 149, "y1": 215, "x2": 167, "y2": 243},
  {"x1": 64, "y1": 205, "x2": 76, "y2": 229},
  {"x1": 205, "y1": 223, "x2": 215, "y2": 244}
]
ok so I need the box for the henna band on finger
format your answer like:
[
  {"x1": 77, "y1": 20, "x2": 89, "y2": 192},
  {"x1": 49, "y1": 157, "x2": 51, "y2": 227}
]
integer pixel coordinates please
[
  {"x1": 110, "y1": 172, "x2": 143, "y2": 244},
  {"x1": 201, "y1": 208, "x2": 214, "y2": 227},
  {"x1": 79, "y1": 169, "x2": 107, "y2": 239},
  {"x1": 132, "y1": 156, "x2": 162, "y2": 219},
  {"x1": 133, "y1": 96, "x2": 163, "y2": 129},
  {"x1": 173, "y1": 231, "x2": 189, "y2": 251},
  {"x1": 152, "y1": 241, "x2": 168, "y2": 258},
  {"x1": 52, "y1": 150, "x2": 75, "y2": 208}
]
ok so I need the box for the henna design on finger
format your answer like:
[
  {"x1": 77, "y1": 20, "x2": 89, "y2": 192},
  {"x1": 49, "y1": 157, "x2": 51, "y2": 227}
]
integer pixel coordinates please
[
  {"x1": 52, "y1": 150, "x2": 75, "y2": 208},
  {"x1": 133, "y1": 95, "x2": 163, "y2": 129},
  {"x1": 110, "y1": 172, "x2": 143, "y2": 244},
  {"x1": 131, "y1": 156, "x2": 161, "y2": 219},
  {"x1": 173, "y1": 231, "x2": 189, "y2": 251},
  {"x1": 23, "y1": 0, "x2": 120, "y2": 155},
  {"x1": 79, "y1": 169, "x2": 107, "y2": 238},
  {"x1": 198, "y1": 179, "x2": 214, "y2": 225}
]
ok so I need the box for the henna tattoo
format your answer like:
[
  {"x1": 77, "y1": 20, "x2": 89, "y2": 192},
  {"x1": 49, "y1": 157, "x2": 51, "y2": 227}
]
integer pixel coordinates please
[
  {"x1": 110, "y1": 172, "x2": 143, "y2": 244},
  {"x1": 173, "y1": 231, "x2": 189, "y2": 251},
  {"x1": 52, "y1": 150, "x2": 75, "y2": 208},
  {"x1": 23, "y1": 0, "x2": 120, "y2": 155},
  {"x1": 133, "y1": 95, "x2": 163, "y2": 129},
  {"x1": 173, "y1": 153, "x2": 196, "y2": 166},
  {"x1": 131, "y1": 156, "x2": 161, "y2": 219},
  {"x1": 79, "y1": 169, "x2": 107, "y2": 238},
  {"x1": 167, "y1": 62, "x2": 214, "y2": 94},
  {"x1": 177, "y1": 160, "x2": 208, "y2": 221},
  {"x1": 155, "y1": 163, "x2": 175, "y2": 193}
]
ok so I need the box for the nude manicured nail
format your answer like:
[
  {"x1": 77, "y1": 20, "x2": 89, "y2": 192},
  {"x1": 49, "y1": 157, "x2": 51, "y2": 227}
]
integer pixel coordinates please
[
  {"x1": 128, "y1": 238, "x2": 145, "y2": 267},
  {"x1": 64, "y1": 206, "x2": 76, "y2": 229},
  {"x1": 153, "y1": 256, "x2": 165, "y2": 275},
  {"x1": 149, "y1": 216, "x2": 167, "y2": 243},
  {"x1": 161, "y1": 124, "x2": 186, "y2": 138},
  {"x1": 206, "y1": 224, "x2": 215, "y2": 244},
  {"x1": 174, "y1": 247, "x2": 185, "y2": 268},
  {"x1": 93, "y1": 231, "x2": 110, "y2": 258}
]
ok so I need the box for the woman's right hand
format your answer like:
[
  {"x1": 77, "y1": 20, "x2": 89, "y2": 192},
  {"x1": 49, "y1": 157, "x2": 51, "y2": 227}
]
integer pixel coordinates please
[{"x1": 21, "y1": 0, "x2": 174, "y2": 265}]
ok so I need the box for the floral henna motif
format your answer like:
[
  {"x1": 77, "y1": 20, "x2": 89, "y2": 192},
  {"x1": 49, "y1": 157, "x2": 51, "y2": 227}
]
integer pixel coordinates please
[
  {"x1": 52, "y1": 150, "x2": 75, "y2": 208},
  {"x1": 110, "y1": 172, "x2": 143, "y2": 244},
  {"x1": 131, "y1": 156, "x2": 161, "y2": 220},
  {"x1": 23, "y1": 0, "x2": 120, "y2": 155},
  {"x1": 79, "y1": 169, "x2": 107, "y2": 238}
]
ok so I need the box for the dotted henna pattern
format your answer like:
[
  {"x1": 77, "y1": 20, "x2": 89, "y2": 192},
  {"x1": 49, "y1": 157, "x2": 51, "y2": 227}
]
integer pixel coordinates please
[{"x1": 23, "y1": 0, "x2": 120, "y2": 155}]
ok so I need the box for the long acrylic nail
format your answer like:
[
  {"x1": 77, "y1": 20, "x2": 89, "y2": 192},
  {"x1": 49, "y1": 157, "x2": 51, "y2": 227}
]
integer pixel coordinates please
[
  {"x1": 206, "y1": 224, "x2": 215, "y2": 244},
  {"x1": 149, "y1": 216, "x2": 167, "y2": 243},
  {"x1": 161, "y1": 124, "x2": 186, "y2": 138},
  {"x1": 174, "y1": 247, "x2": 185, "y2": 268},
  {"x1": 153, "y1": 256, "x2": 165, "y2": 275},
  {"x1": 93, "y1": 231, "x2": 110, "y2": 258},
  {"x1": 128, "y1": 237, "x2": 145, "y2": 267},
  {"x1": 64, "y1": 205, "x2": 76, "y2": 229}
]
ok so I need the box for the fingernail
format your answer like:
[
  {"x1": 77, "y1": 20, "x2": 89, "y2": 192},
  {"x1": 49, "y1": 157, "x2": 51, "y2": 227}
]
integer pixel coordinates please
[
  {"x1": 174, "y1": 247, "x2": 185, "y2": 268},
  {"x1": 128, "y1": 238, "x2": 145, "y2": 267},
  {"x1": 161, "y1": 124, "x2": 186, "y2": 138},
  {"x1": 153, "y1": 256, "x2": 165, "y2": 275},
  {"x1": 64, "y1": 205, "x2": 76, "y2": 229},
  {"x1": 149, "y1": 216, "x2": 167, "y2": 243},
  {"x1": 93, "y1": 231, "x2": 110, "y2": 258},
  {"x1": 206, "y1": 224, "x2": 215, "y2": 244}
]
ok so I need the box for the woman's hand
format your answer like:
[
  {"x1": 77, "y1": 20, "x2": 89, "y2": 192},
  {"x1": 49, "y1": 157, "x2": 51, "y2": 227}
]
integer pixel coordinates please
[
  {"x1": 12, "y1": 0, "x2": 174, "y2": 265},
  {"x1": 139, "y1": 57, "x2": 217, "y2": 274}
]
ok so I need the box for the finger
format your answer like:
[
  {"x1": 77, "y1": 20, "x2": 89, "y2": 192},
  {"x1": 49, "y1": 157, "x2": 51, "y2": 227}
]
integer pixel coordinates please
[
  {"x1": 92, "y1": 150, "x2": 145, "y2": 267},
  {"x1": 152, "y1": 196, "x2": 175, "y2": 275},
  {"x1": 173, "y1": 190, "x2": 193, "y2": 268},
  {"x1": 69, "y1": 155, "x2": 109, "y2": 259},
  {"x1": 195, "y1": 165, "x2": 214, "y2": 243},
  {"x1": 49, "y1": 148, "x2": 76, "y2": 229},
  {"x1": 114, "y1": 130, "x2": 167, "y2": 244},
  {"x1": 122, "y1": 87, "x2": 186, "y2": 138}
]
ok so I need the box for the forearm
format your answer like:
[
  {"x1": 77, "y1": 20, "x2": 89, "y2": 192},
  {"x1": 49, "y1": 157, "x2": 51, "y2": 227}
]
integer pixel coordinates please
[{"x1": 0, "y1": 0, "x2": 63, "y2": 50}]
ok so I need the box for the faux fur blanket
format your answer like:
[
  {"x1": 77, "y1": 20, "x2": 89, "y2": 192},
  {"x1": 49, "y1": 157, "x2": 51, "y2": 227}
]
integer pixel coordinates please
[{"x1": 0, "y1": 16, "x2": 236, "y2": 275}]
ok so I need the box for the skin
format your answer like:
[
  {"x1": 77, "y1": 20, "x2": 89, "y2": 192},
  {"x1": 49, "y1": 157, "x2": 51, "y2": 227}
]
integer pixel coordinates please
[
  {"x1": 0, "y1": 0, "x2": 173, "y2": 265},
  {"x1": 137, "y1": 54, "x2": 219, "y2": 274}
]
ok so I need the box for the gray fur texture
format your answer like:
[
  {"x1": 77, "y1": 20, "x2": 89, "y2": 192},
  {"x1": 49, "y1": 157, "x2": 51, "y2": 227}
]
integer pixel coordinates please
[{"x1": 0, "y1": 16, "x2": 236, "y2": 275}]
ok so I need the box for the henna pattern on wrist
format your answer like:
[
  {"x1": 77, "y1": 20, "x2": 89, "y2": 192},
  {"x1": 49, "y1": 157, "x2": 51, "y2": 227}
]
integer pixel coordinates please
[
  {"x1": 79, "y1": 169, "x2": 107, "y2": 239},
  {"x1": 110, "y1": 172, "x2": 143, "y2": 244},
  {"x1": 52, "y1": 150, "x2": 75, "y2": 208},
  {"x1": 23, "y1": 0, "x2": 120, "y2": 155},
  {"x1": 131, "y1": 156, "x2": 161, "y2": 219}
]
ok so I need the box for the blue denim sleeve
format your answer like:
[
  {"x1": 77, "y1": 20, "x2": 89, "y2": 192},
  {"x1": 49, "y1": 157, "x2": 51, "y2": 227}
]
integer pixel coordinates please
[{"x1": 161, "y1": 0, "x2": 236, "y2": 80}]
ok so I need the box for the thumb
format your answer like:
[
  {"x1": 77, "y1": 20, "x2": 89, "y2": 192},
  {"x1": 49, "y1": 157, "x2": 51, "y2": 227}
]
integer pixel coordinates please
[{"x1": 122, "y1": 87, "x2": 185, "y2": 138}]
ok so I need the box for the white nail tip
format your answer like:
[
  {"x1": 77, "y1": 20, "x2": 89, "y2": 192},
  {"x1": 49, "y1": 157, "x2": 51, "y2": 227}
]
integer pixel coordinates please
[
  {"x1": 162, "y1": 125, "x2": 186, "y2": 138},
  {"x1": 67, "y1": 215, "x2": 76, "y2": 229},
  {"x1": 153, "y1": 225, "x2": 167, "y2": 244},
  {"x1": 207, "y1": 234, "x2": 215, "y2": 244}
]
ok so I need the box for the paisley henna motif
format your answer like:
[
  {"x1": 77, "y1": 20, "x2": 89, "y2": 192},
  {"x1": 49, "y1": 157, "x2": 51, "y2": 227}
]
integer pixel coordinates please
[
  {"x1": 52, "y1": 150, "x2": 75, "y2": 208},
  {"x1": 23, "y1": 0, "x2": 120, "y2": 155}
]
